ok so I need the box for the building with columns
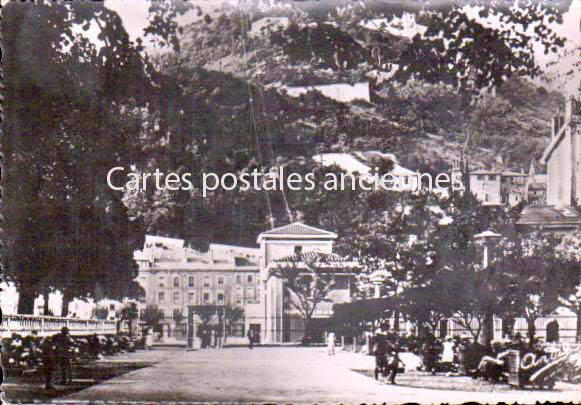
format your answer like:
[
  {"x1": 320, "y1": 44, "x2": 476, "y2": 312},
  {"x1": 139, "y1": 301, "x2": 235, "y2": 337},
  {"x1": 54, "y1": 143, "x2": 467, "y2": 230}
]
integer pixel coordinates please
[
  {"x1": 257, "y1": 222, "x2": 358, "y2": 343},
  {"x1": 135, "y1": 223, "x2": 358, "y2": 343}
]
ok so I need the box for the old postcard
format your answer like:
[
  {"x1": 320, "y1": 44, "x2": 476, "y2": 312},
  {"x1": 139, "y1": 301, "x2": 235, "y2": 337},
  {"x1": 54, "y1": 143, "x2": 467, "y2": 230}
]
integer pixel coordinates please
[{"x1": 1, "y1": 0, "x2": 580, "y2": 403}]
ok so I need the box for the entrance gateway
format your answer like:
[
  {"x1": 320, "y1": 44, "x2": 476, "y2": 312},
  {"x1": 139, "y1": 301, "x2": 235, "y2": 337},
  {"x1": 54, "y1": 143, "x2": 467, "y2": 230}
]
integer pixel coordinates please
[{"x1": 187, "y1": 305, "x2": 226, "y2": 349}]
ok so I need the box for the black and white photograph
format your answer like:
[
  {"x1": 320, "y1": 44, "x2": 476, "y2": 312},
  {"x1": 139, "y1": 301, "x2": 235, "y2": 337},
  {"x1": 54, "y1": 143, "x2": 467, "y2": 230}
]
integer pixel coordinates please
[{"x1": 1, "y1": 0, "x2": 581, "y2": 403}]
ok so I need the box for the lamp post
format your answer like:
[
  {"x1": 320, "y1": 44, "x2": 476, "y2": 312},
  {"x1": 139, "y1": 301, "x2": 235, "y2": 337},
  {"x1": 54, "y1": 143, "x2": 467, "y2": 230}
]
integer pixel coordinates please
[{"x1": 474, "y1": 230, "x2": 502, "y2": 346}]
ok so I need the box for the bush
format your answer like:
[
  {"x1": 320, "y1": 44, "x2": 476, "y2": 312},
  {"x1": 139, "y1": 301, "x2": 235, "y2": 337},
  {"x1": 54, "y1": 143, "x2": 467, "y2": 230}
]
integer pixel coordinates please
[{"x1": 1, "y1": 332, "x2": 145, "y2": 371}]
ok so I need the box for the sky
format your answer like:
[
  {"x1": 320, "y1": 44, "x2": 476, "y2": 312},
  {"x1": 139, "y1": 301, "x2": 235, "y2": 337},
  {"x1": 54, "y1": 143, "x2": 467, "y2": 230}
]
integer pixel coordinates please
[{"x1": 104, "y1": 0, "x2": 580, "y2": 94}]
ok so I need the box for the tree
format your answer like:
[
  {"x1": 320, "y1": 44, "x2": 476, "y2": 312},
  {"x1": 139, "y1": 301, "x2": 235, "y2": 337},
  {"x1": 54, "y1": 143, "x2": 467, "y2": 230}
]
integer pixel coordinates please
[
  {"x1": 195, "y1": 306, "x2": 220, "y2": 326},
  {"x1": 92, "y1": 306, "x2": 110, "y2": 320},
  {"x1": 492, "y1": 234, "x2": 579, "y2": 344},
  {"x1": 560, "y1": 285, "x2": 581, "y2": 343},
  {"x1": 556, "y1": 232, "x2": 581, "y2": 342},
  {"x1": 400, "y1": 282, "x2": 452, "y2": 337},
  {"x1": 221, "y1": 306, "x2": 245, "y2": 336},
  {"x1": 332, "y1": 298, "x2": 392, "y2": 337},
  {"x1": 141, "y1": 305, "x2": 164, "y2": 329},
  {"x1": 269, "y1": 254, "x2": 337, "y2": 343},
  {"x1": 443, "y1": 268, "x2": 495, "y2": 340},
  {"x1": 1, "y1": 1, "x2": 190, "y2": 314},
  {"x1": 397, "y1": 4, "x2": 565, "y2": 96},
  {"x1": 351, "y1": 190, "x2": 443, "y2": 330}
]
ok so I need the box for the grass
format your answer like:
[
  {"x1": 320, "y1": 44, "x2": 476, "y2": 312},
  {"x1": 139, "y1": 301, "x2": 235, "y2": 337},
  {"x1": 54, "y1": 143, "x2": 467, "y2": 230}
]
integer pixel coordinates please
[
  {"x1": 352, "y1": 369, "x2": 518, "y2": 392},
  {"x1": 3, "y1": 361, "x2": 152, "y2": 403}
]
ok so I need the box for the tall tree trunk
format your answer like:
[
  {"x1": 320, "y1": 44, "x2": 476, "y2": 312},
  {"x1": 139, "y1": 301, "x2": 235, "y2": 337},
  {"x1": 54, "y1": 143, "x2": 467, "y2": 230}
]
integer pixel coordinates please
[
  {"x1": 576, "y1": 308, "x2": 581, "y2": 343},
  {"x1": 393, "y1": 310, "x2": 400, "y2": 331},
  {"x1": 527, "y1": 317, "x2": 536, "y2": 347},
  {"x1": 303, "y1": 317, "x2": 310, "y2": 344},
  {"x1": 503, "y1": 315, "x2": 515, "y2": 339},
  {"x1": 61, "y1": 290, "x2": 72, "y2": 317},
  {"x1": 17, "y1": 288, "x2": 36, "y2": 314},
  {"x1": 43, "y1": 287, "x2": 50, "y2": 315}
]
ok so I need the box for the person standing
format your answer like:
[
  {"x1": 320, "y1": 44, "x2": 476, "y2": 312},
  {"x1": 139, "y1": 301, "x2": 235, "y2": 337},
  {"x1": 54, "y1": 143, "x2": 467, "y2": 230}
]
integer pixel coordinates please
[
  {"x1": 327, "y1": 331, "x2": 336, "y2": 356},
  {"x1": 247, "y1": 328, "x2": 255, "y2": 349},
  {"x1": 441, "y1": 337, "x2": 455, "y2": 372},
  {"x1": 41, "y1": 336, "x2": 56, "y2": 390},
  {"x1": 53, "y1": 327, "x2": 73, "y2": 385},
  {"x1": 145, "y1": 328, "x2": 154, "y2": 350},
  {"x1": 373, "y1": 329, "x2": 388, "y2": 381}
]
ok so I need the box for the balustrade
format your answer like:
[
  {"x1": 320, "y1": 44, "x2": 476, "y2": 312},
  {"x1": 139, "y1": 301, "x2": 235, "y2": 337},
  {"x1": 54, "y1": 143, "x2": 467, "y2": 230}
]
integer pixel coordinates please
[{"x1": 1, "y1": 314, "x2": 117, "y2": 337}]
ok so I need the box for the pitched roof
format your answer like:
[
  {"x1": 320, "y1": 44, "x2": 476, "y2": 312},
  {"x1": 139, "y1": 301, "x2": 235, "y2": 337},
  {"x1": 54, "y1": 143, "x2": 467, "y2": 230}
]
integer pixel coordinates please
[
  {"x1": 274, "y1": 251, "x2": 346, "y2": 263},
  {"x1": 470, "y1": 169, "x2": 501, "y2": 175},
  {"x1": 501, "y1": 171, "x2": 527, "y2": 177},
  {"x1": 257, "y1": 222, "x2": 337, "y2": 242}
]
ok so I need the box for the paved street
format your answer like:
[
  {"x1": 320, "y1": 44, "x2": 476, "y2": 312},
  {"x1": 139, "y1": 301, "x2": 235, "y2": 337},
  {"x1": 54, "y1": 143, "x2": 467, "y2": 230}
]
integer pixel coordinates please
[{"x1": 61, "y1": 347, "x2": 581, "y2": 403}]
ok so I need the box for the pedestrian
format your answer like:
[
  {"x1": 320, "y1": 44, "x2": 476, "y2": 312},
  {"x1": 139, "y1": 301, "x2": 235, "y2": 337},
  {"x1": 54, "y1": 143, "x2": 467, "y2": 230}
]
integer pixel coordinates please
[
  {"x1": 41, "y1": 335, "x2": 56, "y2": 390},
  {"x1": 421, "y1": 334, "x2": 440, "y2": 375},
  {"x1": 327, "y1": 331, "x2": 336, "y2": 356},
  {"x1": 386, "y1": 349, "x2": 405, "y2": 384},
  {"x1": 441, "y1": 336, "x2": 455, "y2": 372},
  {"x1": 53, "y1": 327, "x2": 73, "y2": 385},
  {"x1": 211, "y1": 329, "x2": 216, "y2": 348},
  {"x1": 247, "y1": 328, "x2": 255, "y2": 349},
  {"x1": 145, "y1": 328, "x2": 154, "y2": 350},
  {"x1": 373, "y1": 329, "x2": 388, "y2": 381}
]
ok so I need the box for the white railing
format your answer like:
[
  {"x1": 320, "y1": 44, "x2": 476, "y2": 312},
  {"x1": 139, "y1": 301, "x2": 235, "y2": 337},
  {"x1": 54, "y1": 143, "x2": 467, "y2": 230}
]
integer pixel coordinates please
[{"x1": 1, "y1": 314, "x2": 117, "y2": 337}]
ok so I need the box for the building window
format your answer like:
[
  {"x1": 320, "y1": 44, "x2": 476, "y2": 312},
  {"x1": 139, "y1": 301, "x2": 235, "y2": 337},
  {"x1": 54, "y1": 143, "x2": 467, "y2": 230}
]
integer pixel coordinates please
[
  {"x1": 246, "y1": 286, "x2": 255, "y2": 301},
  {"x1": 236, "y1": 274, "x2": 242, "y2": 284},
  {"x1": 247, "y1": 274, "x2": 253, "y2": 284},
  {"x1": 188, "y1": 276, "x2": 195, "y2": 288},
  {"x1": 236, "y1": 286, "x2": 243, "y2": 299},
  {"x1": 218, "y1": 276, "x2": 224, "y2": 286},
  {"x1": 203, "y1": 292, "x2": 210, "y2": 303},
  {"x1": 477, "y1": 175, "x2": 484, "y2": 180},
  {"x1": 173, "y1": 291, "x2": 180, "y2": 304},
  {"x1": 158, "y1": 276, "x2": 165, "y2": 288},
  {"x1": 159, "y1": 309, "x2": 164, "y2": 318},
  {"x1": 173, "y1": 276, "x2": 180, "y2": 288},
  {"x1": 217, "y1": 293, "x2": 224, "y2": 304},
  {"x1": 484, "y1": 193, "x2": 489, "y2": 202},
  {"x1": 173, "y1": 309, "x2": 181, "y2": 319},
  {"x1": 188, "y1": 292, "x2": 195, "y2": 303},
  {"x1": 488, "y1": 175, "x2": 496, "y2": 181},
  {"x1": 158, "y1": 292, "x2": 165, "y2": 303},
  {"x1": 294, "y1": 246, "x2": 302, "y2": 254},
  {"x1": 203, "y1": 276, "x2": 211, "y2": 288}
]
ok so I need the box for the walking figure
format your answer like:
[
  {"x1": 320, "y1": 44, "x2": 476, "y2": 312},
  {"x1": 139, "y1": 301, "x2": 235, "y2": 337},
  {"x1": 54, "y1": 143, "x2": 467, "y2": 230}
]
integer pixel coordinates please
[
  {"x1": 327, "y1": 331, "x2": 336, "y2": 356},
  {"x1": 247, "y1": 328, "x2": 255, "y2": 349},
  {"x1": 386, "y1": 349, "x2": 405, "y2": 384},
  {"x1": 373, "y1": 330, "x2": 388, "y2": 381}
]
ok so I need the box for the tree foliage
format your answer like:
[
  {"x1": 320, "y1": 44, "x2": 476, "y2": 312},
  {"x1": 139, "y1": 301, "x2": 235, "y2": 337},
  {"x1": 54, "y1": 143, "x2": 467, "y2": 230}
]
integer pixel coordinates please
[
  {"x1": 397, "y1": 4, "x2": 565, "y2": 95},
  {"x1": 270, "y1": 255, "x2": 337, "y2": 342},
  {"x1": 1, "y1": 1, "x2": 188, "y2": 313}
]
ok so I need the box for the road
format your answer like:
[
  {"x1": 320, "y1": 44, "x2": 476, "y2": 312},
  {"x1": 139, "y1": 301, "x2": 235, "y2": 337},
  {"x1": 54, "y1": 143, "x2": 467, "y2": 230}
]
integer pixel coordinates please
[{"x1": 60, "y1": 346, "x2": 580, "y2": 403}]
